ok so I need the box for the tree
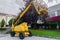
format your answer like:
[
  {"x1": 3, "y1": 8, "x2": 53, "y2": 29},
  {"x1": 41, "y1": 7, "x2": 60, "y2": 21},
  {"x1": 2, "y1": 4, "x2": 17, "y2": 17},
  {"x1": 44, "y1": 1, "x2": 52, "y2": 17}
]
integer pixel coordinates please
[
  {"x1": 1, "y1": 19, "x2": 5, "y2": 27},
  {"x1": 8, "y1": 18, "x2": 13, "y2": 26},
  {"x1": 0, "y1": 22, "x2": 1, "y2": 27}
]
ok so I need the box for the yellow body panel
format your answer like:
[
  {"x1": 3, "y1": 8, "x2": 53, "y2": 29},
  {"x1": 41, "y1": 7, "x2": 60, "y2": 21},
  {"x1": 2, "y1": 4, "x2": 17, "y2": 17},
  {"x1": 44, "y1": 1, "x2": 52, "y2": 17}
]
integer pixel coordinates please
[
  {"x1": 11, "y1": 24, "x2": 15, "y2": 32},
  {"x1": 14, "y1": 22, "x2": 28, "y2": 32},
  {"x1": 12, "y1": 22, "x2": 29, "y2": 35}
]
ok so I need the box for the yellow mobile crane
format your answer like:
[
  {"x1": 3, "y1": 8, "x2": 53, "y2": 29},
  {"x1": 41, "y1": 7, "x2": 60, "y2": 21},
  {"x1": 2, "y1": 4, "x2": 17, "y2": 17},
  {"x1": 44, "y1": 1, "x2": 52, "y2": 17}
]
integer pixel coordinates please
[{"x1": 10, "y1": 1, "x2": 48, "y2": 39}]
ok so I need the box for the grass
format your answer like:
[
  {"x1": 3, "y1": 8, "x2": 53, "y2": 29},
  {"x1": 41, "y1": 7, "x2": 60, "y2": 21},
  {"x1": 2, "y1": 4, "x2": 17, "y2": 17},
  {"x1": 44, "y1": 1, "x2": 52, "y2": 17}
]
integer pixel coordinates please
[{"x1": 30, "y1": 29, "x2": 60, "y2": 37}]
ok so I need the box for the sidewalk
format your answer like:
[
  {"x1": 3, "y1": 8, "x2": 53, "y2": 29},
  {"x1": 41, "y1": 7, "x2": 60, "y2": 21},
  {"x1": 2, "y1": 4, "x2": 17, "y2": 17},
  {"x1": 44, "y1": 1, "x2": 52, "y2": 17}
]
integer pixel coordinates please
[{"x1": 0, "y1": 34, "x2": 59, "y2": 40}]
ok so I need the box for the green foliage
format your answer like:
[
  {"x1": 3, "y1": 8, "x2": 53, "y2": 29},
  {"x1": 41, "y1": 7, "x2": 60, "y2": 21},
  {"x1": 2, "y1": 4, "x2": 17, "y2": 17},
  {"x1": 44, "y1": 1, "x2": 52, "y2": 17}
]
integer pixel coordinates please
[
  {"x1": 8, "y1": 18, "x2": 13, "y2": 26},
  {"x1": 0, "y1": 23, "x2": 1, "y2": 27},
  {"x1": 0, "y1": 28, "x2": 6, "y2": 31},
  {"x1": 46, "y1": 21, "x2": 58, "y2": 26},
  {"x1": 0, "y1": 19, "x2": 6, "y2": 27},
  {"x1": 47, "y1": 21, "x2": 58, "y2": 24}
]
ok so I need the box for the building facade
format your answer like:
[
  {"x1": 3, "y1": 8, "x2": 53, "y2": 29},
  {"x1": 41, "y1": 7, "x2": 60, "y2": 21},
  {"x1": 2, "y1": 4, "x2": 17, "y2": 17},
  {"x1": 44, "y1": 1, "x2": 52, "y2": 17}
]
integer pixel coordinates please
[
  {"x1": 44, "y1": 0, "x2": 60, "y2": 17},
  {"x1": 0, "y1": 13, "x2": 16, "y2": 25}
]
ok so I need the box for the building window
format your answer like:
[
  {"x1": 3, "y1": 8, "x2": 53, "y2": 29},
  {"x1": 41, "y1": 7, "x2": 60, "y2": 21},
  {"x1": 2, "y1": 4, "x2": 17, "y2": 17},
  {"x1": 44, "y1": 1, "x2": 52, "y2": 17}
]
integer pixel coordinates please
[
  {"x1": 57, "y1": 10, "x2": 60, "y2": 16},
  {"x1": 48, "y1": 0, "x2": 53, "y2": 2}
]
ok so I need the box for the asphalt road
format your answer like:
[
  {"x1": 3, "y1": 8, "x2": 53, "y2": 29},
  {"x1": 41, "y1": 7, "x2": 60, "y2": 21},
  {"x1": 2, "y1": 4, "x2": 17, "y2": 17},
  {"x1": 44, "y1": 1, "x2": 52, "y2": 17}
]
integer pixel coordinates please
[{"x1": 0, "y1": 34, "x2": 59, "y2": 40}]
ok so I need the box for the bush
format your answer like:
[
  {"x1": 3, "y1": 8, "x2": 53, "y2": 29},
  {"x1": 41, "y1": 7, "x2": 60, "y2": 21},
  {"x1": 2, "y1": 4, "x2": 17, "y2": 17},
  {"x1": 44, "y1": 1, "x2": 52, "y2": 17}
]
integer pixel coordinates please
[
  {"x1": 0, "y1": 19, "x2": 5, "y2": 27},
  {"x1": 0, "y1": 23, "x2": 1, "y2": 27},
  {"x1": 8, "y1": 18, "x2": 13, "y2": 26},
  {"x1": 0, "y1": 28, "x2": 6, "y2": 31}
]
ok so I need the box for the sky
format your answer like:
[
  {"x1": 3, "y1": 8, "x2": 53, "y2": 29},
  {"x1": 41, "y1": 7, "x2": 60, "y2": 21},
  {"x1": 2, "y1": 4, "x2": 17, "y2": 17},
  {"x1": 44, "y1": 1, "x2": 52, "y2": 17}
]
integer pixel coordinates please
[
  {"x1": 0, "y1": 0, "x2": 59, "y2": 16},
  {"x1": 0, "y1": 0, "x2": 48, "y2": 16},
  {"x1": 0, "y1": 0, "x2": 26, "y2": 16}
]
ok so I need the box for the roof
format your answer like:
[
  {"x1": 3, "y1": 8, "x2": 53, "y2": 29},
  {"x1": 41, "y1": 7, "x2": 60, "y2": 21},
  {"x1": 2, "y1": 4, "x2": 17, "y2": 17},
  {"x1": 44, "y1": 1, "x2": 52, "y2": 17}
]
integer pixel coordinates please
[
  {"x1": 46, "y1": 16, "x2": 60, "y2": 21},
  {"x1": 0, "y1": 13, "x2": 16, "y2": 17}
]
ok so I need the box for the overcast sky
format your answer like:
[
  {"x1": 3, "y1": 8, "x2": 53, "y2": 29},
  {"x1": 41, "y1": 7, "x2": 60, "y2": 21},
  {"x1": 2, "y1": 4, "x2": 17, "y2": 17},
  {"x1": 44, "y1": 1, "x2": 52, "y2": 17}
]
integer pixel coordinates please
[
  {"x1": 0, "y1": 0, "x2": 26, "y2": 16},
  {"x1": 0, "y1": 0, "x2": 55, "y2": 16}
]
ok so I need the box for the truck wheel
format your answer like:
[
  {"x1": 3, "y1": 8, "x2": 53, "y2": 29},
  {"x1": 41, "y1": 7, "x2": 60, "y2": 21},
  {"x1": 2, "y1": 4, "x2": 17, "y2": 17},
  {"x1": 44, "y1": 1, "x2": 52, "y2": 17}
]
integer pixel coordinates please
[
  {"x1": 10, "y1": 32, "x2": 15, "y2": 37},
  {"x1": 28, "y1": 31, "x2": 32, "y2": 37},
  {"x1": 19, "y1": 32, "x2": 25, "y2": 39}
]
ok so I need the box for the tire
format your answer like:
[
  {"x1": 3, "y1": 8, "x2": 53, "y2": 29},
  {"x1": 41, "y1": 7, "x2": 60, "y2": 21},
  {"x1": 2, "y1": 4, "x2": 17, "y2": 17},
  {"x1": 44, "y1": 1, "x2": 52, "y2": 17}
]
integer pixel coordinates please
[
  {"x1": 10, "y1": 31, "x2": 15, "y2": 37},
  {"x1": 28, "y1": 31, "x2": 32, "y2": 37},
  {"x1": 19, "y1": 32, "x2": 25, "y2": 39}
]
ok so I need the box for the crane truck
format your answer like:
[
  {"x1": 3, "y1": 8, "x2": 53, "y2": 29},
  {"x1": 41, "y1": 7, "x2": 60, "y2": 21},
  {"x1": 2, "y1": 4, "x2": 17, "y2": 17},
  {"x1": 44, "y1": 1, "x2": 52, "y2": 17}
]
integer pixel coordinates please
[{"x1": 10, "y1": 1, "x2": 48, "y2": 39}]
